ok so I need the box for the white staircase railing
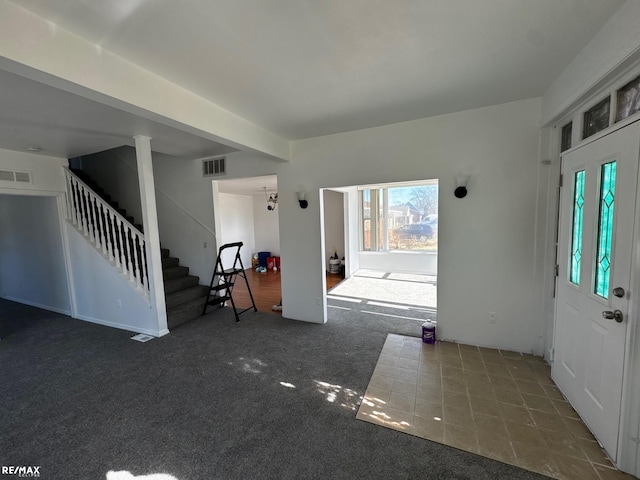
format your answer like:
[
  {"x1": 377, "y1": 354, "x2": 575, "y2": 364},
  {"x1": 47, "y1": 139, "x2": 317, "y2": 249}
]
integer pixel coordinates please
[{"x1": 63, "y1": 168, "x2": 150, "y2": 300}]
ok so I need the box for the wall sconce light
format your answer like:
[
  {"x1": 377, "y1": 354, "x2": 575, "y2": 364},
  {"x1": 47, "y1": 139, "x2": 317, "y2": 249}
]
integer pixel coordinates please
[
  {"x1": 454, "y1": 175, "x2": 469, "y2": 199},
  {"x1": 264, "y1": 187, "x2": 278, "y2": 211},
  {"x1": 297, "y1": 191, "x2": 308, "y2": 209}
]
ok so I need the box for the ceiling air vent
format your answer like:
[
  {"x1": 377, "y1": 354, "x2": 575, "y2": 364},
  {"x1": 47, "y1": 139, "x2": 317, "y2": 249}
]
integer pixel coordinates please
[
  {"x1": 0, "y1": 169, "x2": 32, "y2": 184},
  {"x1": 203, "y1": 157, "x2": 226, "y2": 177}
]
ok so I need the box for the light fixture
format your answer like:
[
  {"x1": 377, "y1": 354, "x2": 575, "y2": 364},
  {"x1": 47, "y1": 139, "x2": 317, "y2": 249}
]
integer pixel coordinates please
[
  {"x1": 297, "y1": 191, "x2": 308, "y2": 209},
  {"x1": 26, "y1": 146, "x2": 41, "y2": 152},
  {"x1": 454, "y1": 175, "x2": 469, "y2": 199},
  {"x1": 264, "y1": 187, "x2": 278, "y2": 211}
]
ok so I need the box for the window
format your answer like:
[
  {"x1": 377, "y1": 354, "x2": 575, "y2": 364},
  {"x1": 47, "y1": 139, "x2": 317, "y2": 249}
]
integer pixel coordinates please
[
  {"x1": 360, "y1": 181, "x2": 438, "y2": 252},
  {"x1": 615, "y1": 74, "x2": 640, "y2": 122},
  {"x1": 583, "y1": 97, "x2": 610, "y2": 139},
  {"x1": 569, "y1": 170, "x2": 585, "y2": 285},
  {"x1": 561, "y1": 122, "x2": 572, "y2": 152},
  {"x1": 594, "y1": 161, "x2": 616, "y2": 299}
]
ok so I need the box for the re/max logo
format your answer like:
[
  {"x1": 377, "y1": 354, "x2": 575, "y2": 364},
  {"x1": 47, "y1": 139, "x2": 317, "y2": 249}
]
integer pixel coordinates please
[{"x1": 1, "y1": 466, "x2": 41, "y2": 477}]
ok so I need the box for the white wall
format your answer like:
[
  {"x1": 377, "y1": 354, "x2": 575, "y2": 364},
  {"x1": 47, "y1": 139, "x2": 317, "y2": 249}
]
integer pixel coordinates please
[
  {"x1": 65, "y1": 224, "x2": 159, "y2": 335},
  {"x1": 277, "y1": 98, "x2": 545, "y2": 354},
  {"x1": 0, "y1": 149, "x2": 67, "y2": 194},
  {"x1": 358, "y1": 252, "x2": 437, "y2": 275},
  {"x1": 542, "y1": 0, "x2": 640, "y2": 125},
  {"x1": 252, "y1": 193, "x2": 280, "y2": 257},
  {"x1": 80, "y1": 148, "x2": 144, "y2": 224},
  {"x1": 322, "y1": 189, "x2": 344, "y2": 271},
  {"x1": 217, "y1": 193, "x2": 255, "y2": 268},
  {"x1": 0, "y1": 194, "x2": 70, "y2": 314}
]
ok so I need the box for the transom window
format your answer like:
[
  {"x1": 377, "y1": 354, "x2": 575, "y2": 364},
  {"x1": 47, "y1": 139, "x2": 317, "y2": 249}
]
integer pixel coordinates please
[{"x1": 359, "y1": 180, "x2": 438, "y2": 252}]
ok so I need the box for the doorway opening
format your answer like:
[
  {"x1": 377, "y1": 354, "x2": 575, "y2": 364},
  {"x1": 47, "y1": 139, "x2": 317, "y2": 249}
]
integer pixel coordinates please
[
  {"x1": 321, "y1": 179, "x2": 438, "y2": 326},
  {"x1": 213, "y1": 174, "x2": 281, "y2": 313}
]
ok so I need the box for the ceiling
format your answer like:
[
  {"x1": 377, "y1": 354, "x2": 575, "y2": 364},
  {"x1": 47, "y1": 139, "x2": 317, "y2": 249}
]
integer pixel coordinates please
[{"x1": 0, "y1": 0, "x2": 626, "y2": 166}]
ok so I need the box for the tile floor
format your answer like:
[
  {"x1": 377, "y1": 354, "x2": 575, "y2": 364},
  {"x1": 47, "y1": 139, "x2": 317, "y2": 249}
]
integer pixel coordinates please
[{"x1": 356, "y1": 334, "x2": 635, "y2": 480}]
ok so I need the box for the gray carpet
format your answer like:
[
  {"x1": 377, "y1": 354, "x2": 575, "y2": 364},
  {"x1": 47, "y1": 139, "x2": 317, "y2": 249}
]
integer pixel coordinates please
[{"x1": 0, "y1": 298, "x2": 549, "y2": 480}]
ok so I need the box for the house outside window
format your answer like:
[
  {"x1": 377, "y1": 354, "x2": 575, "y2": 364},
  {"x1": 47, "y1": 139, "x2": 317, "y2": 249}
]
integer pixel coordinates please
[{"x1": 360, "y1": 181, "x2": 438, "y2": 252}]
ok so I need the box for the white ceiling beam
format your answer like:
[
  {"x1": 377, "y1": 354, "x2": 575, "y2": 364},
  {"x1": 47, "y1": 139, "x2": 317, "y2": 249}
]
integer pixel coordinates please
[{"x1": 0, "y1": 0, "x2": 290, "y2": 161}]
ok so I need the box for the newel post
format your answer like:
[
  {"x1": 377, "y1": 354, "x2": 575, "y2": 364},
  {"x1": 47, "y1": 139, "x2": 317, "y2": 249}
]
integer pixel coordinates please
[{"x1": 134, "y1": 135, "x2": 169, "y2": 335}]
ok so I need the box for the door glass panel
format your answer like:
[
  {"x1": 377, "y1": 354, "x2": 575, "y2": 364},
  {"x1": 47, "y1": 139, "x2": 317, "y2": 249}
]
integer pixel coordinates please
[
  {"x1": 615, "y1": 74, "x2": 640, "y2": 122},
  {"x1": 595, "y1": 161, "x2": 617, "y2": 299},
  {"x1": 561, "y1": 122, "x2": 573, "y2": 152},
  {"x1": 583, "y1": 97, "x2": 611, "y2": 139},
  {"x1": 570, "y1": 170, "x2": 585, "y2": 285}
]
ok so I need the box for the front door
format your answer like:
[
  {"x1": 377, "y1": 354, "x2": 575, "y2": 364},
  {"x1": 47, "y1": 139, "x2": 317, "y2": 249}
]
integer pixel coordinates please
[{"x1": 553, "y1": 122, "x2": 640, "y2": 462}]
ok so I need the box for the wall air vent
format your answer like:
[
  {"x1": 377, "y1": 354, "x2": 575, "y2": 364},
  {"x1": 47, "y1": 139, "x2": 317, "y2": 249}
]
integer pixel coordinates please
[
  {"x1": 203, "y1": 157, "x2": 226, "y2": 177},
  {"x1": 0, "y1": 169, "x2": 32, "y2": 184}
]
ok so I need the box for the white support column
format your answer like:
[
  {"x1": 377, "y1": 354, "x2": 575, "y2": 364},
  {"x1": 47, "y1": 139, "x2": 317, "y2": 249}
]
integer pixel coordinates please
[{"x1": 134, "y1": 135, "x2": 169, "y2": 336}]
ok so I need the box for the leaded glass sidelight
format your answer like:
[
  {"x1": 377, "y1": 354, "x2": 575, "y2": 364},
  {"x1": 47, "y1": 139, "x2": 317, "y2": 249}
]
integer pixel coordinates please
[
  {"x1": 570, "y1": 170, "x2": 585, "y2": 285},
  {"x1": 595, "y1": 161, "x2": 617, "y2": 299}
]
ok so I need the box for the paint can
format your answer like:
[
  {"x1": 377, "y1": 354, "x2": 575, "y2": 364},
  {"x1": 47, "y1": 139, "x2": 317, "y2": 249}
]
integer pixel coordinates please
[{"x1": 422, "y1": 320, "x2": 437, "y2": 344}]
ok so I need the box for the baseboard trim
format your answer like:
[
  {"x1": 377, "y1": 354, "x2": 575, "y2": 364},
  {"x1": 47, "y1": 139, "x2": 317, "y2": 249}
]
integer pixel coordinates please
[
  {"x1": 1, "y1": 295, "x2": 71, "y2": 316},
  {"x1": 72, "y1": 313, "x2": 166, "y2": 337}
]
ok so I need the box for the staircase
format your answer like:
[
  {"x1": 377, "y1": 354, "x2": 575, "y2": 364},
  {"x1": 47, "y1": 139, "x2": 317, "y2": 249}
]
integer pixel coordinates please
[{"x1": 67, "y1": 168, "x2": 209, "y2": 329}]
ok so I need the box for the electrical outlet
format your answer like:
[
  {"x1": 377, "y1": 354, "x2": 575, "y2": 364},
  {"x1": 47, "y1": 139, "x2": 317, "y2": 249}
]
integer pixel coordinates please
[
  {"x1": 488, "y1": 312, "x2": 497, "y2": 324},
  {"x1": 203, "y1": 241, "x2": 207, "y2": 248},
  {"x1": 117, "y1": 299, "x2": 122, "y2": 308},
  {"x1": 316, "y1": 297, "x2": 321, "y2": 306}
]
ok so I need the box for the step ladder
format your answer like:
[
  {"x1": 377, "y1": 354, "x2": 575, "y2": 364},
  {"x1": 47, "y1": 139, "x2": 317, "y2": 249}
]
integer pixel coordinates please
[{"x1": 202, "y1": 242, "x2": 257, "y2": 322}]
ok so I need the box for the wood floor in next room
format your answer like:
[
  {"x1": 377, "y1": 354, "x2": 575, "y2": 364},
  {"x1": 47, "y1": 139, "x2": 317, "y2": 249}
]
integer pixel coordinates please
[{"x1": 230, "y1": 268, "x2": 343, "y2": 314}]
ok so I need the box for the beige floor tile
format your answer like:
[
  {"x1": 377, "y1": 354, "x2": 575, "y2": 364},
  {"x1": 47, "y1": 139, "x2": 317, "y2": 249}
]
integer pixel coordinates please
[
  {"x1": 481, "y1": 353, "x2": 507, "y2": 366},
  {"x1": 469, "y1": 396, "x2": 502, "y2": 417},
  {"x1": 358, "y1": 334, "x2": 611, "y2": 480},
  {"x1": 512, "y1": 442, "x2": 561, "y2": 478},
  {"x1": 529, "y1": 409, "x2": 567, "y2": 432},
  {"x1": 377, "y1": 353, "x2": 399, "y2": 366},
  {"x1": 466, "y1": 382, "x2": 496, "y2": 401},
  {"x1": 544, "y1": 430, "x2": 588, "y2": 460},
  {"x1": 419, "y1": 362, "x2": 442, "y2": 376},
  {"x1": 364, "y1": 387, "x2": 391, "y2": 405},
  {"x1": 499, "y1": 403, "x2": 535, "y2": 426},
  {"x1": 542, "y1": 384, "x2": 567, "y2": 400},
  {"x1": 397, "y1": 356, "x2": 420, "y2": 371},
  {"x1": 564, "y1": 417, "x2": 597, "y2": 440},
  {"x1": 576, "y1": 437, "x2": 613, "y2": 466},
  {"x1": 484, "y1": 362, "x2": 512, "y2": 377},
  {"x1": 553, "y1": 454, "x2": 601, "y2": 480},
  {"x1": 368, "y1": 374, "x2": 395, "y2": 391},
  {"x1": 443, "y1": 390, "x2": 470, "y2": 410},
  {"x1": 414, "y1": 399, "x2": 443, "y2": 420},
  {"x1": 458, "y1": 343, "x2": 479, "y2": 352},
  {"x1": 416, "y1": 383, "x2": 443, "y2": 403},
  {"x1": 394, "y1": 367, "x2": 419, "y2": 382},
  {"x1": 515, "y1": 379, "x2": 547, "y2": 397},
  {"x1": 388, "y1": 392, "x2": 415, "y2": 413},
  {"x1": 384, "y1": 407, "x2": 413, "y2": 431},
  {"x1": 593, "y1": 464, "x2": 637, "y2": 480},
  {"x1": 412, "y1": 414, "x2": 444, "y2": 443},
  {"x1": 441, "y1": 374, "x2": 466, "y2": 392},
  {"x1": 476, "y1": 429, "x2": 516, "y2": 465},
  {"x1": 474, "y1": 412, "x2": 508, "y2": 437},
  {"x1": 522, "y1": 393, "x2": 557, "y2": 413},
  {"x1": 373, "y1": 363, "x2": 396, "y2": 377},
  {"x1": 462, "y1": 360, "x2": 487, "y2": 372},
  {"x1": 398, "y1": 347, "x2": 421, "y2": 360},
  {"x1": 444, "y1": 423, "x2": 479, "y2": 454},
  {"x1": 505, "y1": 420, "x2": 547, "y2": 447},
  {"x1": 494, "y1": 387, "x2": 526, "y2": 406},
  {"x1": 443, "y1": 404, "x2": 474, "y2": 427},
  {"x1": 553, "y1": 399, "x2": 581, "y2": 419},
  {"x1": 489, "y1": 374, "x2": 518, "y2": 390},
  {"x1": 392, "y1": 378, "x2": 417, "y2": 396}
]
